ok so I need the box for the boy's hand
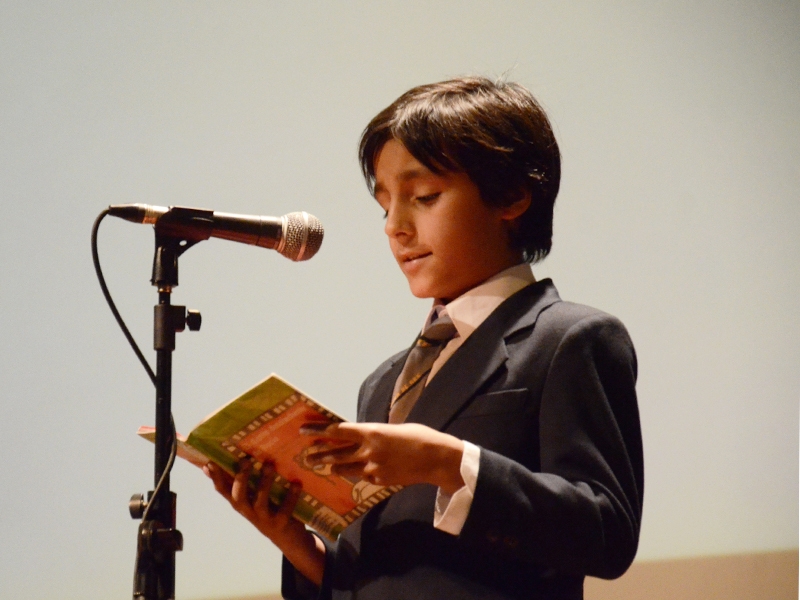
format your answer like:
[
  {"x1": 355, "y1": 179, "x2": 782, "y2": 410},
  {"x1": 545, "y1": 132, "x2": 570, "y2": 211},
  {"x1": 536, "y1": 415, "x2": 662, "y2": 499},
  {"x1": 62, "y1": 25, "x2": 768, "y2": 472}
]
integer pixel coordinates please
[
  {"x1": 300, "y1": 422, "x2": 465, "y2": 495},
  {"x1": 204, "y1": 460, "x2": 303, "y2": 545},
  {"x1": 204, "y1": 460, "x2": 325, "y2": 586}
]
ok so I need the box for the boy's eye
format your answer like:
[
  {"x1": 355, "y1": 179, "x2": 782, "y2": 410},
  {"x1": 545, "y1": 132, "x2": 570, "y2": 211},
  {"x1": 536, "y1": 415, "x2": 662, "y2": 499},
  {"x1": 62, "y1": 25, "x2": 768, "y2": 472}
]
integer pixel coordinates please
[
  {"x1": 382, "y1": 209, "x2": 388, "y2": 219},
  {"x1": 416, "y1": 193, "x2": 440, "y2": 203}
]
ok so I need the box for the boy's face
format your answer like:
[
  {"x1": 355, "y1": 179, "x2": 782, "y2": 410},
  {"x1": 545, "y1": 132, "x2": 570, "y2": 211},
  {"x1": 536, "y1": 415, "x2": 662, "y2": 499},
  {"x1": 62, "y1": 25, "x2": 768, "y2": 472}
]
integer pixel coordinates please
[{"x1": 373, "y1": 139, "x2": 526, "y2": 303}]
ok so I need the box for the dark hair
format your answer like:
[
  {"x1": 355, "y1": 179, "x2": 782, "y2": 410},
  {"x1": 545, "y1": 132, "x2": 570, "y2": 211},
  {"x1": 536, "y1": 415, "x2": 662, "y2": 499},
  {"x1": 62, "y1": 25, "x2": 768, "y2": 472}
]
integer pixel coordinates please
[{"x1": 359, "y1": 77, "x2": 561, "y2": 263}]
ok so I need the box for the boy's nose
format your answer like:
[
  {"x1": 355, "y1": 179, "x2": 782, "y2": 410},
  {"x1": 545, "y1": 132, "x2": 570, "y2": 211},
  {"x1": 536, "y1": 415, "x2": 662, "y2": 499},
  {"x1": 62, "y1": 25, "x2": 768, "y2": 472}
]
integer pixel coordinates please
[{"x1": 384, "y1": 205, "x2": 413, "y2": 238}]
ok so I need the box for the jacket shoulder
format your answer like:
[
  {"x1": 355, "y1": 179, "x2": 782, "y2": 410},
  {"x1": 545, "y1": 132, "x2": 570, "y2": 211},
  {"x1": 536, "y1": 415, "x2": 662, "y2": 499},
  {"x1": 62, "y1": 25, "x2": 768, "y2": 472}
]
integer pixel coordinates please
[{"x1": 535, "y1": 299, "x2": 632, "y2": 341}]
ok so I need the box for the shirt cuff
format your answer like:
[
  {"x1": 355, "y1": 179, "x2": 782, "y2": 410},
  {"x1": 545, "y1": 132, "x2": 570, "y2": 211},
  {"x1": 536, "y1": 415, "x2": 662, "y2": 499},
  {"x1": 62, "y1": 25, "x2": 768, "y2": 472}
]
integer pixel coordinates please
[{"x1": 433, "y1": 441, "x2": 480, "y2": 535}]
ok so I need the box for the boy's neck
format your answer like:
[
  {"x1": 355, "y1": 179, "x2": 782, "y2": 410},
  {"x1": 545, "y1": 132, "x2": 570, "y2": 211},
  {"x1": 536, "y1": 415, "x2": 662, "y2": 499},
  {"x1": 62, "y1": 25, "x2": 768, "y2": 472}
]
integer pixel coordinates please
[{"x1": 435, "y1": 262, "x2": 533, "y2": 306}]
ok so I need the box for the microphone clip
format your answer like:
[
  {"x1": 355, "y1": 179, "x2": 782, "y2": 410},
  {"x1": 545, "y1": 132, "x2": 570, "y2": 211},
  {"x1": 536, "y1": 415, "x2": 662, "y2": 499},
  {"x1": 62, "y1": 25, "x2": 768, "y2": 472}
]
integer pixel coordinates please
[
  {"x1": 150, "y1": 208, "x2": 213, "y2": 291},
  {"x1": 153, "y1": 206, "x2": 215, "y2": 243}
]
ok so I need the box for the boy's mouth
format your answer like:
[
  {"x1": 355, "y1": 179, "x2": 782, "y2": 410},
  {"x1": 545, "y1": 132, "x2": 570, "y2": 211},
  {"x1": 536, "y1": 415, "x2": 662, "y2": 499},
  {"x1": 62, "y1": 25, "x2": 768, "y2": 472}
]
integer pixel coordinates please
[
  {"x1": 399, "y1": 251, "x2": 432, "y2": 266},
  {"x1": 398, "y1": 250, "x2": 433, "y2": 275}
]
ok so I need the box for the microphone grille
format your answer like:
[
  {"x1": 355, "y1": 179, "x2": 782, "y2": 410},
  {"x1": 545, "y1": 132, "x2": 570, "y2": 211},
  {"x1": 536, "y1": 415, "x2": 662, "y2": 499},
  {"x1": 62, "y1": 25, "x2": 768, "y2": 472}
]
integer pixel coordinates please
[{"x1": 280, "y1": 212, "x2": 324, "y2": 261}]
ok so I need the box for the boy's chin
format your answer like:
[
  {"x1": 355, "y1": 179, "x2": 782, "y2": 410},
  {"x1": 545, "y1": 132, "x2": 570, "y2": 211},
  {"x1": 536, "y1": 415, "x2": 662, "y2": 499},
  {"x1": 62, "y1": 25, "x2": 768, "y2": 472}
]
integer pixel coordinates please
[
  {"x1": 405, "y1": 279, "x2": 437, "y2": 301},
  {"x1": 407, "y1": 286, "x2": 435, "y2": 300},
  {"x1": 405, "y1": 280, "x2": 457, "y2": 304}
]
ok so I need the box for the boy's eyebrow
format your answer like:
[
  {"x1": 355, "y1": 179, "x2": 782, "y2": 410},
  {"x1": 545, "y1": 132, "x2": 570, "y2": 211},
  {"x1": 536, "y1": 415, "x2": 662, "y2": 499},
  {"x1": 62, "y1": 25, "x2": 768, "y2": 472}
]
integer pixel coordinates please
[{"x1": 373, "y1": 167, "x2": 434, "y2": 195}]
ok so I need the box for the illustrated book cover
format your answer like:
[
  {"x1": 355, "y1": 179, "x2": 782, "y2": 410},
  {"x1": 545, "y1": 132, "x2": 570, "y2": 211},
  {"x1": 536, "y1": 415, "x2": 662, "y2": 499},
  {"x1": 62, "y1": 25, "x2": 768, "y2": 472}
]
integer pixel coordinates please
[{"x1": 138, "y1": 373, "x2": 401, "y2": 541}]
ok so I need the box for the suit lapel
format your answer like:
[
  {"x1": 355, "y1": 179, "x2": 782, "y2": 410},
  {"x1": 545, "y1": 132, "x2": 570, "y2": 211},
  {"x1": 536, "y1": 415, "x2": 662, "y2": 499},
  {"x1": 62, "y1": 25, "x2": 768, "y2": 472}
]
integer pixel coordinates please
[
  {"x1": 404, "y1": 279, "x2": 561, "y2": 431},
  {"x1": 361, "y1": 351, "x2": 407, "y2": 423}
]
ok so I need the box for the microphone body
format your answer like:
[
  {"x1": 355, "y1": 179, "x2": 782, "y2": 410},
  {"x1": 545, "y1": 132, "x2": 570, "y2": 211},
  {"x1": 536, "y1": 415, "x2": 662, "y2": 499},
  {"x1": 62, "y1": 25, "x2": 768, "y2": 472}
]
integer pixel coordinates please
[{"x1": 108, "y1": 204, "x2": 323, "y2": 261}]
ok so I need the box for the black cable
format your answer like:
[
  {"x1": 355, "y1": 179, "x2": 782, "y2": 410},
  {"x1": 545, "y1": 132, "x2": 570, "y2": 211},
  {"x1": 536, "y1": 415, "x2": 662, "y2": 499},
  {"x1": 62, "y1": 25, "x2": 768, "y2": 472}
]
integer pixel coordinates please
[
  {"x1": 92, "y1": 209, "x2": 179, "y2": 597},
  {"x1": 91, "y1": 209, "x2": 157, "y2": 386},
  {"x1": 140, "y1": 413, "x2": 177, "y2": 523},
  {"x1": 92, "y1": 210, "x2": 178, "y2": 505}
]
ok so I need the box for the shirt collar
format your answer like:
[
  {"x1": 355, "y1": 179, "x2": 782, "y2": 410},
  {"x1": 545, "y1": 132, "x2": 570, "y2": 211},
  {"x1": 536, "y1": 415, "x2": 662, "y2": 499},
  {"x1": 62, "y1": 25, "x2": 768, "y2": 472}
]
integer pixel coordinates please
[{"x1": 423, "y1": 263, "x2": 535, "y2": 342}]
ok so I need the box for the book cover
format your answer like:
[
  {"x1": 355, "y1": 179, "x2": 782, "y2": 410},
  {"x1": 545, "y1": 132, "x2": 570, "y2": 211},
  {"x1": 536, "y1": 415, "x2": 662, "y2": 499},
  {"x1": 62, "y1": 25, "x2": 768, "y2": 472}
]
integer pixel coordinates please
[{"x1": 138, "y1": 374, "x2": 401, "y2": 541}]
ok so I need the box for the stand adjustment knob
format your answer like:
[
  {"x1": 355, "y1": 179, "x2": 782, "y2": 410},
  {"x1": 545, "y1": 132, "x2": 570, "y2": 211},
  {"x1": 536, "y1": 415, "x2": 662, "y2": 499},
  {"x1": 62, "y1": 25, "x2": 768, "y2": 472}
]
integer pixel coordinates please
[
  {"x1": 186, "y1": 310, "x2": 202, "y2": 331},
  {"x1": 129, "y1": 493, "x2": 147, "y2": 520}
]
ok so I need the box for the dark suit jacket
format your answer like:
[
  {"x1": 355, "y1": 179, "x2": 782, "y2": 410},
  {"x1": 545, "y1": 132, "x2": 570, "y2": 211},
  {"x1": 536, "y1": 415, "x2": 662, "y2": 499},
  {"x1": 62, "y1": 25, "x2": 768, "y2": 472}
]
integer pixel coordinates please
[{"x1": 283, "y1": 280, "x2": 644, "y2": 600}]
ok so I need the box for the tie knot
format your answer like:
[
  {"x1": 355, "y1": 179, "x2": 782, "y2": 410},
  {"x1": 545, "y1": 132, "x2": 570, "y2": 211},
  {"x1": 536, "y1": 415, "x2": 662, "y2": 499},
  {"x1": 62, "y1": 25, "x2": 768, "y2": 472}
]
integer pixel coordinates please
[
  {"x1": 389, "y1": 312, "x2": 457, "y2": 423},
  {"x1": 418, "y1": 314, "x2": 457, "y2": 346}
]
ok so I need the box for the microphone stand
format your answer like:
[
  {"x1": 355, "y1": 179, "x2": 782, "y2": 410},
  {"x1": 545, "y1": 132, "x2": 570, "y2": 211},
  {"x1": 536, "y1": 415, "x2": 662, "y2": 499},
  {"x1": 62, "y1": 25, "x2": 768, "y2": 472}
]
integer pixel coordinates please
[{"x1": 130, "y1": 217, "x2": 204, "y2": 600}]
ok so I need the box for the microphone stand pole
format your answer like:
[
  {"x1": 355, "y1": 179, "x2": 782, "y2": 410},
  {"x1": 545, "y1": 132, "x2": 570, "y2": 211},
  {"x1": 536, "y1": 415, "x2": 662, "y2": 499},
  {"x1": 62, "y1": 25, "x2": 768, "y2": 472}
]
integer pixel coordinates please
[{"x1": 131, "y1": 227, "x2": 201, "y2": 600}]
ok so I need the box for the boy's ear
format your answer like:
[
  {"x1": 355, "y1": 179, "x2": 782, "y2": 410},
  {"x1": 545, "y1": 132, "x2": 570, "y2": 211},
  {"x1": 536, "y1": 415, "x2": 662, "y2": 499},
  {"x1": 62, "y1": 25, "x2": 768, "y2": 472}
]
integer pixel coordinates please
[{"x1": 499, "y1": 189, "x2": 532, "y2": 222}]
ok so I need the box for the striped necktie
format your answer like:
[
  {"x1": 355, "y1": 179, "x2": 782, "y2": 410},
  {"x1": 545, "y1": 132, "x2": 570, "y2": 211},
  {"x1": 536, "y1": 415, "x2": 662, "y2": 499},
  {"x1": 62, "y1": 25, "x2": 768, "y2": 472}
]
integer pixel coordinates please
[{"x1": 388, "y1": 313, "x2": 457, "y2": 424}]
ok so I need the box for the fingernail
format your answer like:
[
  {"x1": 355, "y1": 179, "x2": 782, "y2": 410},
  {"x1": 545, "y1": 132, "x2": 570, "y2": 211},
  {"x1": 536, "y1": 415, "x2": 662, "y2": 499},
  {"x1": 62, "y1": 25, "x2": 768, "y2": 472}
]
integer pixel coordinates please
[{"x1": 300, "y1": 422, "x2": 330, "y2": 435}]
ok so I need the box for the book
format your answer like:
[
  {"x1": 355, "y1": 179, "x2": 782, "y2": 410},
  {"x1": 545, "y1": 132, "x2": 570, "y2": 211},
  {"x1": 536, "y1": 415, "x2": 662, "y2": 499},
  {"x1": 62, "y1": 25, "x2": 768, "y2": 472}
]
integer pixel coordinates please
[{"x1": 138, "y1": 373, "x2": 401, "y2": 541}]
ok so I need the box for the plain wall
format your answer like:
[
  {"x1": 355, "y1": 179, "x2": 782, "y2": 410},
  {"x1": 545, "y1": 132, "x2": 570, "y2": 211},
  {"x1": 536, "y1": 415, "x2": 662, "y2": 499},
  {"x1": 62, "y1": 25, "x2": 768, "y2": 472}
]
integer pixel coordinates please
[{"x1": 1, "y1": 2, "x2": 797, "y2": 599}]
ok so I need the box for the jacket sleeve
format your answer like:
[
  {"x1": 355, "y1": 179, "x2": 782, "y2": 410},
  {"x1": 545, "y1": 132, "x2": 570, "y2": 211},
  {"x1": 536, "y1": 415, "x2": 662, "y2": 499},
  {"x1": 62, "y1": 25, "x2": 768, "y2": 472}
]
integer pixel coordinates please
[
  {"x1": 458, "y1": 311, "x2": 644, "y2": 579},
  {"x1": 281, "y1": 533, "x2": 335, "y2": 600}
]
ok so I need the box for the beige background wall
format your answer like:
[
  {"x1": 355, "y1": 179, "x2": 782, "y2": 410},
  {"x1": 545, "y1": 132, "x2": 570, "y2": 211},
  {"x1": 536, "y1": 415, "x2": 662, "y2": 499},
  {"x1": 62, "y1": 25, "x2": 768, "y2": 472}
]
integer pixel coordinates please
[
  {"x1": 585, "y1": 550, "x2": 798, "y2": 600},
  {"x1": 1, "y1": 2, "x2": 797, "y2": 599}
]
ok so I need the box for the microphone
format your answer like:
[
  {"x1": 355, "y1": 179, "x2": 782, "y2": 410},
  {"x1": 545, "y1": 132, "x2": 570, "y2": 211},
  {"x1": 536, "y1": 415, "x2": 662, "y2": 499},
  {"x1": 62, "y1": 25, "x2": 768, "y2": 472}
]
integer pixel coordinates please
[{"x1": 108, "y1": 204, "x2": 324, "y2": 261}]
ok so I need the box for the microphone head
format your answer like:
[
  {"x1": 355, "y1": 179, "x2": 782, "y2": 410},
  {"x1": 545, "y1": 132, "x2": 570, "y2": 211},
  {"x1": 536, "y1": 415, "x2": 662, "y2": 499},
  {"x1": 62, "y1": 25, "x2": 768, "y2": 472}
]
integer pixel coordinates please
[{"x1": 278, "y1": 212, "x2": 324, "y2": 261}]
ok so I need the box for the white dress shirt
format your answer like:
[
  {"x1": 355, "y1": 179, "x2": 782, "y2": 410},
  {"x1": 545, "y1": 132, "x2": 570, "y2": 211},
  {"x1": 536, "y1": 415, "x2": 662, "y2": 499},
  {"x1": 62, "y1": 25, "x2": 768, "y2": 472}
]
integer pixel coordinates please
[{"x1": 410, "y1": 263, "x2": 536, "y2": 535}]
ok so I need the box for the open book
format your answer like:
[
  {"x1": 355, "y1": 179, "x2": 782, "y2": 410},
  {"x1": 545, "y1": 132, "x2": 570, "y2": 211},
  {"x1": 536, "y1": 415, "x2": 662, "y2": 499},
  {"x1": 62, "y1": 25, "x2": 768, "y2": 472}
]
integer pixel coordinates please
[{"x1": 138, "y1": 374, "x2": 401, "y2": 541}]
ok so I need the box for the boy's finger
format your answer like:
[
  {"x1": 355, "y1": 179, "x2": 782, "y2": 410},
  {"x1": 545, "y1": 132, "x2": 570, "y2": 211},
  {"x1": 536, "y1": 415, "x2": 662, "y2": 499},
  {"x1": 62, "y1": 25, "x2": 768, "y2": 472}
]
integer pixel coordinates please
[
  {"x1": 230, "y1": 460, "x2": 253, "y2": 505},
  {"x1": 298, "y1": 421, "x2": 337, "y2": 435},
  {"x1": 331, "y1": 462, "x2": 368, "y2": 479},
  {"x1": 253, "y1": 477, "x2": 275, "y2": 516},
  {"x1": 301, "y1": 422, "x2": 365, "y2": 443},
  {"x1": 206, "y1": 463, "x2": 234, "y2": 499},
  {"x1": 260, "y1": 461, "x2": 277, "y2": 483},
  {"x1": 277, "y1": 481, "x2": 303, "y2": 518},
  {"x1": 207, "y1": 462, "x2": 234, "y2": 485},
  {"x1": 331, "y1": 422, "x2": 373, "y2": 438},
  {"x1": 305, "y1": 443, "x2": 360, "y2": 464}
]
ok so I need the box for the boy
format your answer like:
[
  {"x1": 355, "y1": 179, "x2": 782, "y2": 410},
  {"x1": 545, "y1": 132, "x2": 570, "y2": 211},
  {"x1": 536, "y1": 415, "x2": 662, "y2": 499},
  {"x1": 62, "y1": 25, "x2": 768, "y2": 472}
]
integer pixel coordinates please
[{"x1": 207, "y1": 77, "x2": 644, "y2": 600}]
